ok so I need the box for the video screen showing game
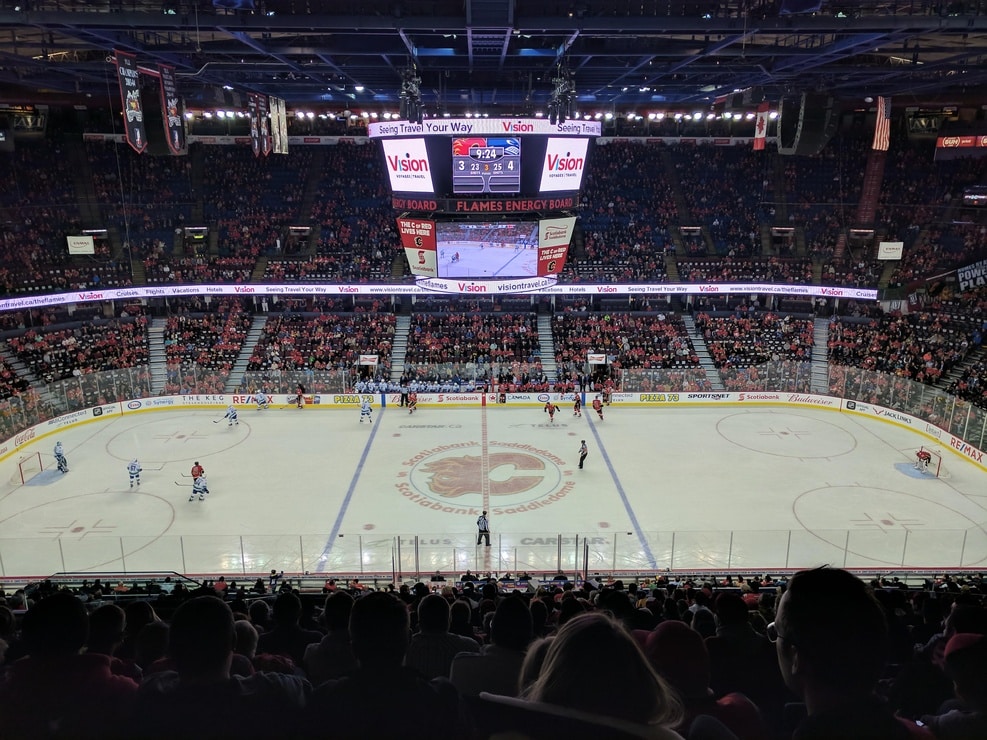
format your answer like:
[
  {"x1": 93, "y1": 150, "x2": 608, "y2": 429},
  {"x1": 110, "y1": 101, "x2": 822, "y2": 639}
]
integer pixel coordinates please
[{"x1": 435, "y1": 221, "x2": 539, "y2": 278}]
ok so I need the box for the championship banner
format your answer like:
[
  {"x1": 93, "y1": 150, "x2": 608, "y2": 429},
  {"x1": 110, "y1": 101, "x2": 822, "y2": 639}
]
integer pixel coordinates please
[
  {"x1": 258, "y1": 95, "x2": 271, "y2": 156},
  {"x1": 248, "y1": 94, "x2": 260, "y2": 157},
  {"x1": 359, "y1": 355, "x2": 379, "y2": 366},
  {"x1": 538, "y1": 216, "x2": 575, "y2": 277},
  {"x1": 115, "y1": 51, "x2": 146, "y2": 153},
  {"x1": 270, "y1": 96, "x2": 288, "y2": 155},
  {"x1": 157, "y1": 65, "x2": 186, "y2": 155},
  {"x1": 396, "y1": 217, "x2": 437, "y2": 277}
]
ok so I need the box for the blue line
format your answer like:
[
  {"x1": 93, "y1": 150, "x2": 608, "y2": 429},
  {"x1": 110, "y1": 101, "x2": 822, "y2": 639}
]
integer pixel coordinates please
[
  {"x1": 585, "y1": 416, "x2": 657, "y2": 570},
  {"x1": 315, "y1": 410, "x2": 382, "y2": 572}
]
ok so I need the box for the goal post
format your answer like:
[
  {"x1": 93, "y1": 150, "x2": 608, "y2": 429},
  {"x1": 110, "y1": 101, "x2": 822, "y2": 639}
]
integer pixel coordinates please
[
  {"x1": 916, "y1": 446, "x2": 949, "y2": 478},
  {"x1": 11, "y1": 451, "x2": 43, "y2": 485}
]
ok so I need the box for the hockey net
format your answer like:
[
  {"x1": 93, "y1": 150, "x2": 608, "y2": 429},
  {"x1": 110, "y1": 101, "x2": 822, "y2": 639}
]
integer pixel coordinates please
[
  {"x1": 916, "y1": 446, "x2": 949, "y2": 479},
  {"x1": 11, "y1": 451, "x2": 43, "y2": 485}
]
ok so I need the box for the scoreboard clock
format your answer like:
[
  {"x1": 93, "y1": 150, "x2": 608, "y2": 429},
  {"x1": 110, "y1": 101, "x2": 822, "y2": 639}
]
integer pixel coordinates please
[{"x1": 452, "y1": 137, "x2": 521, "y2": 194}]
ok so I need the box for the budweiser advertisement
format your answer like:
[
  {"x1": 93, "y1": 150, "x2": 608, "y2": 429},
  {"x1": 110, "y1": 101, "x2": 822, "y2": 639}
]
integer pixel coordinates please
[{"x1": 396, "y1": 217, "x2": 437, "y2": 276}]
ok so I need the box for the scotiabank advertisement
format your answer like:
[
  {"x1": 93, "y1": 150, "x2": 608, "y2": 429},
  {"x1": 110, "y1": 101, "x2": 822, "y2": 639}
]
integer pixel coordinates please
[
  {"x1": 537, "y1": 216, "x2": 576, "y2": 276},
  {"x1": 396, "y1": 217, "x2": 437, "y2": 277}
]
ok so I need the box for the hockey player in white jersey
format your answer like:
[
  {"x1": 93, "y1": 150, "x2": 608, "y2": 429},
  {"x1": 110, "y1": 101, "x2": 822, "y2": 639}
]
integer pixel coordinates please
[
  {"x1": 359, "y1": 399, "x2": 373, "y2": 423},
  {"x1": 54, "y1": 441, "x2": 68, "y2": 473},
  {"x1": 224, "y1": 405, "x2": 239, "y2": 426},
  {"x1": 127, "y1": 459, "x2": 142, "y2": 488},
  {"x1": 190, "y1": 475, "x2": 210, "y2": 502},
  {"x1": 254, "y1": 391, "x2": 270, "y2": 410}
]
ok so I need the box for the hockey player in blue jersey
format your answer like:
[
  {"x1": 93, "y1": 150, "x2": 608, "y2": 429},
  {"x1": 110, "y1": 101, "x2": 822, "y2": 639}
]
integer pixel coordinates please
[
  {"x1": 190, "y1": 475, "x2": 209, "y2": 502},
  {"x1": 224, "y1": 405, "x2": 239, "y2": 427},
  {"x1": 254, "y1": 391, "x2": 270, "y2": 410},
  {"x1": 127, "y1": 459, "x2": 142, "y2": 488},
  {"x1": 359, "y1": 399, "x2": 373, "y2": 423}
]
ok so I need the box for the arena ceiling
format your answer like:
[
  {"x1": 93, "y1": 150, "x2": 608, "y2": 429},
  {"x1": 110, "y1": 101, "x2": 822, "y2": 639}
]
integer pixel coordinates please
[{"x1": 1, "y1": 1, "x2": 987, "y2": 116}]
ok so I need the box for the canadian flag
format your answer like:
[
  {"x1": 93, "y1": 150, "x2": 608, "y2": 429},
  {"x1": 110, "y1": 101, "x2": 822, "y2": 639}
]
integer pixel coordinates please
[{"x1": 753, "y1": 102, "x2": 770, "y2": 151}]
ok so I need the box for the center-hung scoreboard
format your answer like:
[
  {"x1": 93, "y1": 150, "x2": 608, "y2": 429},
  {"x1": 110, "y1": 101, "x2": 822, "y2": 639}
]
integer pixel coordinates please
[{"x1": 368, "y1": 117, "x2": 600, "y2": 287}]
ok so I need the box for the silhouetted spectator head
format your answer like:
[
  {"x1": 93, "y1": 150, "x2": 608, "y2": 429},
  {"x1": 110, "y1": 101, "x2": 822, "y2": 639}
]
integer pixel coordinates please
[
  {"x1": 248, "y1": 599, "x2": 270, "y2": 628},
  {"x1": 233, "y1": 619, "x2": 259, "y2": 659},
  {"x1": 87, "y1": 603, "x2": 126, "y2": 655},
  {"x1": 774, "y1": 567, "x2": 887, "y2": 697},
  {"x1": 169, "y1": 595, "x2": 234, "y2": 679},
  {"x1": 272, "y1": 591, "x2": 303, "y2": 627},
  {"x1": 519, "y1": 636, "x2": 554, "y2": 695},
  {"x1": 22, "y1": 591, "x2": 88, "y2": 657},
  {"x1": 124, "y1": 600, "x2": 158, "y2": 638},
  {"x1": 643, "y1": 620, "x2": 712, "y2": 700},
  {"x1": 526, "y1": 612, "x2": 682, "y2": 727},
  {"x1": 323, "y1": 591, "x2": 354, "y2": 632},
  {"x1": 349, "y1": 592, "x2": 410, "y2": 668},
  {"x1": 490, "y1": 595, "x2": 534, "y2": 652},
  {"x1": 713, "y1": 592, "x2": 749, "y2": 627},
  {"x1": 417, "y1": 593, "x2": 451, "y2": 633},
  {"x1": 135, "y1": 620, "x2": 170, "y2": 671},
  {"x1": 943, "y1": 633, "x2": 987, "y2": 711}
]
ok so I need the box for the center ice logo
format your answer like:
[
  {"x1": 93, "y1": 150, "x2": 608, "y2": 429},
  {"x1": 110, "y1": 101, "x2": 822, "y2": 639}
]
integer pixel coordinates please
[
  {"x1": 400, "y1": 442, "x2": 573, "y2": 514},
  {"x1": 422, "y1": 452, "x2": 547, "y2": 497}
]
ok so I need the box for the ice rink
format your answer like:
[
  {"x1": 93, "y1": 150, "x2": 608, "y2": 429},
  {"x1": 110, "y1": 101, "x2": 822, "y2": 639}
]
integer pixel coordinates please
[{"x1": 1, "y1": 403, "x2": 986, "y2": 579}]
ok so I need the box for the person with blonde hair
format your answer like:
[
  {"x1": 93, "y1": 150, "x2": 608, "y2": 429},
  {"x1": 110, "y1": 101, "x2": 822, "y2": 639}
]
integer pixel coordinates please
[{"x1": 524, "y1": 611, "x2": 683, "y2": 735}]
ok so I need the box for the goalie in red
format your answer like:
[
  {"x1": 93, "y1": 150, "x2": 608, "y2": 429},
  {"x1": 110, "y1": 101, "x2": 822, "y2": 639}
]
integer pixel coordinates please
[{"x1": 915, "y1": 448, "x2": 932, "y2": 473}]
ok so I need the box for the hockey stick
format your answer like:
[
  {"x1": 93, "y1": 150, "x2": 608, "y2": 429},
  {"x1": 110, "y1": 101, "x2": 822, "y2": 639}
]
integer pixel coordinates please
[
  {"x1": 181, "y1": 472, "x2": 193, "y2": 478},
  {"x1": 213, "y1": 419, "x2": 222, "y2": 424},
  {"x1": 174, "y1": 481, "x2": 193, "y2": 487}
]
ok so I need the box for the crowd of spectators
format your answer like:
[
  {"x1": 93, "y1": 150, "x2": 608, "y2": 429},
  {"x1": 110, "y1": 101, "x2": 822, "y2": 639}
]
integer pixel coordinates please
[
  {"x1": 821, "y1": 258, "x2": 883, "y2": 288},
  {"x1": 678, "y1": 257, "x2": 813, "y2": 285},
  {"x1": 1, "y1": 567, "x2": 986, "y2": 739},
  {"x1": 162, "y1": 299, "x2": 253, "y2": 394},
  {"x1": 694, "y1": 312, "x2": 815, "y2": 369},
  {"x1": 5, "y1": 316, "x2": 149, "y2": 384},
  {"x1": 144, "y1": 253, "x2": 257, "y2": 284},
  {"x1": 247, "y1": 312, "x2": 395, "y2": 378},
  {"x1": 553, "y1": 311, "x2": 700, "y2": 386},
  {"x1": 827, "y1": 312, "x2": 977, "y2": 385},
  {"x1": 404, "y1": 312, "x2": 540, "y2": 369}
]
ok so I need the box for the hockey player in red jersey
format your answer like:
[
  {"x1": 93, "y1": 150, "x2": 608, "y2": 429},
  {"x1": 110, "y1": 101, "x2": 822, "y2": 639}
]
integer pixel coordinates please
[{"x1": 592, "y1": 396, "x2": 604, "y2": 421}]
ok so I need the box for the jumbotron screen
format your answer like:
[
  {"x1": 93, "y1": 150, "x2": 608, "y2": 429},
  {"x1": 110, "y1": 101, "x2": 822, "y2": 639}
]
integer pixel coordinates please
[
  {"x1": 452, "y1": 137, "x2": 521, "y2": 194},
  {"x1": 435, "y1": 222, "x2": 538, "y2": 278},
  {"x1": 396, "y1": 216, "x2": 576, "y2": 280}
]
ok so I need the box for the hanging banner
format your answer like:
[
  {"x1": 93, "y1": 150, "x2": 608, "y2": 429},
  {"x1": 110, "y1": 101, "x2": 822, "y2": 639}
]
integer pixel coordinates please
[
  {"x1": 258, "y1": 95, "x2": 271, "y2": 156},
  {"x1": 270, "y1": 96, "x2": 288, "y2": 155},
  {"x1": 157, "y1": 65, "x2": 186, "y2": 155},
  {"x1": 115, "y1": 51, "x2": 146, "y2": 153},
  {"x1": 248, "y1": 94, "x2": 261, "y2": 157}
]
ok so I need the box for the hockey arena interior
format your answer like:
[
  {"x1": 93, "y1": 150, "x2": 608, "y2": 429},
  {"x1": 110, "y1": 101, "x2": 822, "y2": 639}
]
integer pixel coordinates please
[{"x1": 1, "y1": 2, "x2": 987, "y2": 738}]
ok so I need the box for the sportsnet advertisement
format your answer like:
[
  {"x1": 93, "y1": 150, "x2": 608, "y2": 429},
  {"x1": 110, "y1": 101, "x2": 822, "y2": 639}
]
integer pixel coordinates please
[
  {"x1": 396, "y1": 217, "x2": 437, "y2": 276},
  {"x1": 381, "y1": 138, "x2": 434, "y2": 194},
  {"x1": 538, "y1": 216, "x2": 576, "y2": 276}
]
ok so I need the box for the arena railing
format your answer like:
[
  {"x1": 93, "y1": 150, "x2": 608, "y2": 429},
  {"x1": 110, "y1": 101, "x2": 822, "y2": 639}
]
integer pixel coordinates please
[{"x1": 0, "y1": 526, "x2": 984, "y2": 580}]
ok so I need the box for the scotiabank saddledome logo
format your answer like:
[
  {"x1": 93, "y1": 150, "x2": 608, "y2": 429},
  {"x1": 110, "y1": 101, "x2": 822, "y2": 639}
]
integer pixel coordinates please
[{"x1": 398, "y1": 442, "x2": 574, "y2": 514}]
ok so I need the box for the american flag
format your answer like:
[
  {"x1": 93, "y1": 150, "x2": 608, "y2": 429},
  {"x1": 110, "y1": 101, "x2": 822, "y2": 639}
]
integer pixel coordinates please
[{"x1": 872, "y1": 96, "x2": 891, "y2": 151}]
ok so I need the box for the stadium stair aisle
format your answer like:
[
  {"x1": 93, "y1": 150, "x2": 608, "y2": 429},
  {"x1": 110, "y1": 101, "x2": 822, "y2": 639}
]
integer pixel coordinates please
[
  {"x1": 389, "y1": 316, "x2": 411, "y2": 382},
  {"x1": 147, "y1": 317, "x2": 168, "y2": 394},
  {"x1": 225, "y1": 316, "x2": 268, "y2": 393},
  {"x1": 937, "y1": 344, "x2": 986, "y2": 392},
  {"x1": 811, "y1": 318, "x2": 831, "y2": 394},
  {"x1": 536, "y1": 315, "x2": 557, "y2": 382},
  {"x1": 681, "y1": 314, "x2": 725, "y2": 391}
]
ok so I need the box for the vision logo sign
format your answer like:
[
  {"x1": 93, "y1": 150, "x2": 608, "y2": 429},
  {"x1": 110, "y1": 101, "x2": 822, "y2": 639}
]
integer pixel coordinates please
[{"x1": 398, "y1": 442, "x2": 575, "y2": 516}]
